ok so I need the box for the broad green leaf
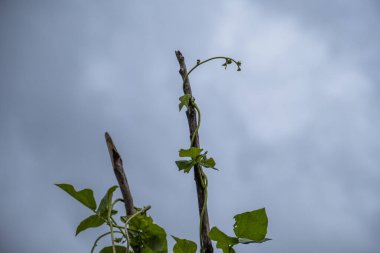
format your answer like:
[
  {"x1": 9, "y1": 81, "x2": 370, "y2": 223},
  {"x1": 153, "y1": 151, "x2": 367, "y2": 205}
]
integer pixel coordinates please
[
  {"x1": 200, "y1": 157, "x2": 216, "y2": 169},
  {"x1": 141, "y1": 223, "x2": 167, "y2": 253},
  {"x1": 97, "y1": 185, "x2": 118, "y2": 218},
  {"x1": 179, "y1": 147, "x2": 203, "y2": 159},
  {"x1": 76, "y1": 214, "x2": 105, "y2": 236},
  {"x1": 172, "y1": 236, "x2": 197, "y2": 253},
  {"x1": 175, "y1": 160, "x2": 195, "y2": 173},
  {"x1": 99, "y1": 245, "x2": 128, "y2": 253},
  {"x1": 233, "y1": 208, "x2": 268, "y2": 242},
  {"x1": 238, "y1": 238, "x2": 271, "y2": 244},
  {"x1": 55, "y1": 184, "x2": 96, "y2": 211},
  {"x1": 209, "y1": 227, "x2": 238, "y2": 251},
  {"x1": 129, "y1": 214, "x2": 167, "y2": 253},
  {"x1": 178, "y1": 94, "x2": 192, "y2": 111}
]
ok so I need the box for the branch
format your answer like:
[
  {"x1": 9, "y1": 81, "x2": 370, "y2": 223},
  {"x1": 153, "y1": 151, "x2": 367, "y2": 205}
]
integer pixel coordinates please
[
  {"x1": 104, "y1": 132, "x2": 135, "y2": 216},
  {"x1": 175, "y1": 50, "x2": 214, "y2": 253}
]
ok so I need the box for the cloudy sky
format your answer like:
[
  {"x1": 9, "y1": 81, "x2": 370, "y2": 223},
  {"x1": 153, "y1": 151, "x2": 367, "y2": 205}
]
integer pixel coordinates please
[{"x1": 1, "y1": 0, "x2": 379, "y2": 252}]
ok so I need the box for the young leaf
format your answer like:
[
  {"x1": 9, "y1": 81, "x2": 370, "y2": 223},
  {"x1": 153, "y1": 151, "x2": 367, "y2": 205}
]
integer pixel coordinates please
[
  {"x1": 97, "y1": 185, "x2": 118, "y2": 218},
  {"x1": 55, "y1": 184, "x2": 97, "y2": 211},
  {"x1": 175, "y1": 160, "x2": 195, "y2": 173},
  {"x1": 178, "y1": 94, "x2": 192, "y2": 111},
  {"x1": 172, "y1": 236, "x2": 197, "y2": 253},
  {"x1": 200, "y1": 157, "x2": 216, "y2": 169},
  {"x1": 99, "y1": 245, "x2": 128, "y2": 253},
  {"x1": 76, "y1": 214, "x2": 105, "y2": 236},
  {"x1": 209, "y1": 227, "x2": 238, "y2": 252},
  {"x1": 179, "y1": 147, "x2": 203, "y2": 159},
  {"x1": 233, "y1": 208, "x2": 268, "y2": 242}
]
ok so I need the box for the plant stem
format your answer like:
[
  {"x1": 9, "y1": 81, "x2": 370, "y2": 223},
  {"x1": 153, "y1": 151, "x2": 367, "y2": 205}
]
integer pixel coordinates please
[
  {"x1": 91, "y1": 231, "x2": 123, "y2": 253},
  {"x1": 108, "y1": 204, "x2": 117, "y2": 253},
  {"x1": 175, "y1": 50, "x2": 213, "y2": 253},
  {"x1": 124, "y1": 206, "x2": 151, "y2": 253}
]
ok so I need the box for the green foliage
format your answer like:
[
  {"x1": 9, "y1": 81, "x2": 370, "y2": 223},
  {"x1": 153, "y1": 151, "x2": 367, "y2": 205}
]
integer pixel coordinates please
[
  {"x1": 233, "y1": 208, "x2": 269, "y2": 242},
  {"x1": 56, "y1": 55, "x2": 271, "y2": 253},
  {"x1": 179, "y1": 94, "x2": 193, "y2": 111},
  {"x1": 209, "y1": 208, "x2": 271, "y2": 252},
  {"x1": 97, "y1": 185, "x2": 118, "y2": 218},
  {"x1": 175, "y1": 148, "x2": 217, "y2": 173},
  {"x1": 99, "y1": 245, "x2": 129, "y2": 253},
  {"x1": 55, "y1": 183, "x2": 97, "y2": 211},
  {"x1": 172, "y1": 236, "x2": 197, "y2": 253},
  {"x1": 128, "y1": 213, "x2": 168, "y2": 253},
  {"x1": 209, "y1": 227, "x2": 238, "y2": 252},
  {"x1": 76, "y1": 215, "x2": 105, "y2": 236},
  {"x1": 179, "y1": 147, "x2": 203, "y2": 159}
]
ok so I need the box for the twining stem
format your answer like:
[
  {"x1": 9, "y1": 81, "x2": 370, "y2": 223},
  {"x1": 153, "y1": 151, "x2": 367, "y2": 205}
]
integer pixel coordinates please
[
  {"x1": 108, "y1": 203, "x2": 117, "y2": 253},
  {"x1": 191, "y1": 103, "x2": 201, "y2": 147},
  {"x1": 91, "y1": 231, "x2": 124, "y2": 253},
  {"x1": 183, "y1": 56, "x2": 241, "y2": 91},
  {"x1": 176, "y1": 51, "x2": 241, "y2": 253},
  {"x1": 124, "y1": 206, "x2": 151, "y2": 253}
]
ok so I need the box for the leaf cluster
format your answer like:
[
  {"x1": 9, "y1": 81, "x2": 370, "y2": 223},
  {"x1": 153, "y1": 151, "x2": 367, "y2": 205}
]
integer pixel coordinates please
[
  {"x1": 175, "y1": 147, "x2": 217, "y2": 173},
  {"x1": 56, "y1": 183, "x2": 201, "y2": 253}
]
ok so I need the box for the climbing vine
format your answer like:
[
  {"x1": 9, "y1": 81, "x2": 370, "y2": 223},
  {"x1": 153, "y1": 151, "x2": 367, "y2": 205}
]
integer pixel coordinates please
[{"x1": 56, "y1": 53, "x2": 270, "y2": 253}]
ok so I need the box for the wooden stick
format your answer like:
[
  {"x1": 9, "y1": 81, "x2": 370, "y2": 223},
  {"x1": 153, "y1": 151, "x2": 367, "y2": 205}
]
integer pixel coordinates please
[
  {"x1": 175, "y1": 50, "x2": 214, "y2": 253},
  {"x1": 105, "y1": 132, "x2": 135, "y2": 216}
]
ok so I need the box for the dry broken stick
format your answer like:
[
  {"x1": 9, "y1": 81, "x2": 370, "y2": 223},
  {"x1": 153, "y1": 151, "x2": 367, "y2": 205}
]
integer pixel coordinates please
[
  {"x1": 105, "y1": 132, "x2": 135, "y2": 216},
  {"x1": 105, "y1": 132, "x2": 144, "y2": 253},
  {"x1": 175, "y1": 50, "x2": 214, "y2": 253}
]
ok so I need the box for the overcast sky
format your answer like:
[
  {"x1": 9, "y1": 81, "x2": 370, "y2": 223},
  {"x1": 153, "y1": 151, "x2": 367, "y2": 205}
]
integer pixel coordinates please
[{"x1": 1, "y1": 0, "x2": 379, "y2": 252}]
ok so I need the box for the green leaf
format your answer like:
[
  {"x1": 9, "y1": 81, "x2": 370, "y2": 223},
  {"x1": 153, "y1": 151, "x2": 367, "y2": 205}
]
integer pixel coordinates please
[
  {"x1": 120, "y1": 216, "x2": 127, "y2": 223},
  {"x1": 209, "y1": 227, "x2": 238, "y2": 251},
  {"x1": 179, "y1": 94, "x2": 192, "y2": 111},
  {"x1": 238, "y1": 238, "x2": 271, "y2": 244},
  {"x1": 97, "y1": 185, "x2": 118, "y2": 218},
  {"x1": 141, "y1": 223, "x2": 167, "y2": 253},
  {"x1": 179, "y1": 147, "x2": 203, "y2": 159},
  {"x1": 99, "y1": 245, "x2": 128, "y2": 253},
  {"x1": 55, "y1": 183, "x2": 97, "y2": 211},
  {"x1": 233, "y1": 208, "x2": 268, "y2": 242},
  {"x1": 200, "y1": 157, "x2": 216, "y2": 169},
  {"x1": 172, "y1": 236, "x2": 197, "y2": 253},
  {"x1": 75, "y1": 214, "x2": 105, "y2": 236},
  {"x1": 114, "y1": 237, "x2": 123, "y2": 243},
  {"x1": 129, "y1": 214, "x2": 167, "y2": 253},
  {"x1": 175, "y1": 160, "x2": 195, "y2": 173}
]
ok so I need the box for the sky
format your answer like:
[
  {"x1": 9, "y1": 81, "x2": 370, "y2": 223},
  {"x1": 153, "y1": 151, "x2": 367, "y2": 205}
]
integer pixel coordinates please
[{"x1": 1, "y1": 0, "x2": 379, "y2": 252}]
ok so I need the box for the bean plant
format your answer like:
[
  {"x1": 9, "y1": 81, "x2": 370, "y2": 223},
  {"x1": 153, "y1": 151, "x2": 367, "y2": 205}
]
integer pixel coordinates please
[{"x1": 56, "y1": 51, "x2": 271, "y2": 253}]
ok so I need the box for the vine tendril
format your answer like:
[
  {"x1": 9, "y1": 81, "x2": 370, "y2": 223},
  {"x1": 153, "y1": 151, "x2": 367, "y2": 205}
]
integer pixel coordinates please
[{"x1": 180, "y1": 56, "x2": 241, "y2": 251}]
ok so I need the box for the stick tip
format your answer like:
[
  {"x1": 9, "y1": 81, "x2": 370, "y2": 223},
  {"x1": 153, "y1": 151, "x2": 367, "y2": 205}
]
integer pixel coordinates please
[
  {"x1": 105, "y1": 132, "x2": 113, "y2": 145},
  {"x1": 175, "y1": 50, "x2": 183, "y2": 59}
]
